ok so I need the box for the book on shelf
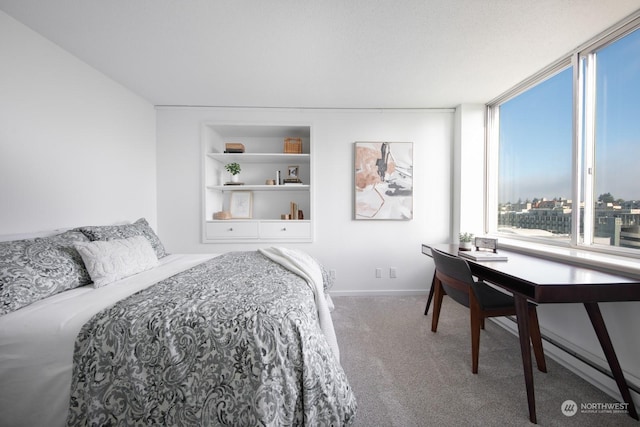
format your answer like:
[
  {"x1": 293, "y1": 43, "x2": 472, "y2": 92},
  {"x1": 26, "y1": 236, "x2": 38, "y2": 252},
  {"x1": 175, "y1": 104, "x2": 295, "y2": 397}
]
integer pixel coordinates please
[
  {"x1": 224, "y1": 143, "x2": 245, "y2": 153},
  {"x1": 458, "y1": 250, "x2": 508, "y2": 262},
  {"x1": 283, "y1": 178, "x2": 303, "y2": 185}
]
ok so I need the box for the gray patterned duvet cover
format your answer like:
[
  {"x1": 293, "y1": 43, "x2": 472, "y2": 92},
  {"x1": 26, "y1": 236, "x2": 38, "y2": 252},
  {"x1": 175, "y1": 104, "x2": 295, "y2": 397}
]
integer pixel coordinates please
[{"x1": 67, "y1": 251, "x2": 356, "y2": 426}]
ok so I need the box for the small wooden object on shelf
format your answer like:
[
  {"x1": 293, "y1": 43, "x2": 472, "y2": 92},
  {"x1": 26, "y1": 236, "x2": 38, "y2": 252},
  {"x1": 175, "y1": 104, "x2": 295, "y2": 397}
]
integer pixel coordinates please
[
  {"x1": 284, "y1": 138, "x2": 302, "y2": 154},
  {"x1": 225, "y1": 143, "x2": 245, "y2": 153},
  {"x1": 213, "y1": 211, "x2": 232, "y2": 220}
]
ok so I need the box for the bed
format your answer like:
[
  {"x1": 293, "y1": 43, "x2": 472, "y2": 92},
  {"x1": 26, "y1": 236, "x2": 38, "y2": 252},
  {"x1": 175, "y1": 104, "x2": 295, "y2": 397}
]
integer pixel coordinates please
[{"x1": 0, "y1": 219, "x2": 356, "y2": 426}]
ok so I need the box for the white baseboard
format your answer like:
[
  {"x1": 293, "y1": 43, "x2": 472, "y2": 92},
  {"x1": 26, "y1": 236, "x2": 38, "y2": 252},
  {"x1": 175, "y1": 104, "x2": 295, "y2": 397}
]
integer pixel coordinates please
[
  {"x1": 330, "y1": 289, "x2": 430, "y2": 297},
  {"x1": 491, "y1": 317, "x2": 639, "y2": 413}
]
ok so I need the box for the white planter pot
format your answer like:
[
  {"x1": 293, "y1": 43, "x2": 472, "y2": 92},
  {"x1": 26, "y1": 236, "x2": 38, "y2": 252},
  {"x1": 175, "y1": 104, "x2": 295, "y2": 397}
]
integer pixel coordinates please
[
  {"x1": 459, "y1": 241, "x2": 472, "y2": 251},
  {"x1": 231, "y1": 174, "x2": 240, "y2": 183}
]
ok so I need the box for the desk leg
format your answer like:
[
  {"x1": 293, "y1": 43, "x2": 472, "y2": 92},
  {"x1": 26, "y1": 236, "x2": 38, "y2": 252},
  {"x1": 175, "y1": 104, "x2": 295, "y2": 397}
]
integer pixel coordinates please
[
  {"x1": 584, "y1": 302, "x2": 639, "y2": 420},
  {"x1": 514, "y1": 295, "x2": 537, "y2": 424},
  {"x1": 424, "y1": 272, "x2": 436, "y2": 315}
]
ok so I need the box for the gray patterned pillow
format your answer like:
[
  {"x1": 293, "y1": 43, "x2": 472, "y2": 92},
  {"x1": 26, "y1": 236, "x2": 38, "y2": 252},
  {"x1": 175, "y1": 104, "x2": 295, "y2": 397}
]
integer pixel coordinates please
[
  {"x1": 75, "y1": 218, "x2": 168, "y2": 259},
  {"x1": 0, "y1": 231, "x2": 92, "y2": 316}
]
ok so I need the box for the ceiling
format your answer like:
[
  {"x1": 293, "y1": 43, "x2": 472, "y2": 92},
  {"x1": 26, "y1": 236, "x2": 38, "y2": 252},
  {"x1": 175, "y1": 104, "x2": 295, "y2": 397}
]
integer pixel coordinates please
[{"x1": 2, "y1": 0, "x2": 639, "y2": 109}]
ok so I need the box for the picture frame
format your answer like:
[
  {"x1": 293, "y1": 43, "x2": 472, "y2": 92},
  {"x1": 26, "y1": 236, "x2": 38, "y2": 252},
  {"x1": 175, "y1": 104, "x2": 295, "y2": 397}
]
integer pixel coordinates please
[
  {"x1": 354, "y1": 141, "x2": 413, "y2": 220},
  {"x1": 229, "y1": 191, "x2": 253, "y2": 218},
  {"x1": 287, "y1": 165, "x2": 299, "y2": 179}
]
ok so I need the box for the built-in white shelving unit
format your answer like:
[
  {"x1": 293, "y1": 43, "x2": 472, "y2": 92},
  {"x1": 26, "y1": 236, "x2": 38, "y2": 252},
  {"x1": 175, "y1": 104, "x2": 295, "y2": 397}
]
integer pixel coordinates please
[{"x1": 201, "y1": 123, "x2": 313, "y2": 243}]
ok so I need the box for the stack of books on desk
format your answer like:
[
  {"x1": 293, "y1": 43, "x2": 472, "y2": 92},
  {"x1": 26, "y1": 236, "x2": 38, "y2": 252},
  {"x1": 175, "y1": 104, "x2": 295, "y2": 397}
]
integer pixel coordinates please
[{"x1": 458, "y1": 250, "x2": 508, "y2": 261}]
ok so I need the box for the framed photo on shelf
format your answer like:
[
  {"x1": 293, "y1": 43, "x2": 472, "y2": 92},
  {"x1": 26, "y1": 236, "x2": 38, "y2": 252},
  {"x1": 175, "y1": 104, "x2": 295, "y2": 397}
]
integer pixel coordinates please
[
  {"x1": 229, "y1": 191, "x2": 253, "y2": 218},
  {"x1": 287, "y1": 165, "x2": 299, "y2": 179}
]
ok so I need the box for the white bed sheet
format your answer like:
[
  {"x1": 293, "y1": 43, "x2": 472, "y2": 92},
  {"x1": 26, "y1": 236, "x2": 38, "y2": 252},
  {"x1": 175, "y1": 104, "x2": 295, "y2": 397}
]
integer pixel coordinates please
[{"x1": 0, "y1": 253, "x2": 218, "y2": 427}]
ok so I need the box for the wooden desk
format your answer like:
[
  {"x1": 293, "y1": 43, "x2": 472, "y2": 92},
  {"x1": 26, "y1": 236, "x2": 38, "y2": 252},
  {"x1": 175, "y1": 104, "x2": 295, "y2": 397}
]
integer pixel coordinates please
[{"x1": 422, "y1": 243, "x2": 640, "y2": 423}]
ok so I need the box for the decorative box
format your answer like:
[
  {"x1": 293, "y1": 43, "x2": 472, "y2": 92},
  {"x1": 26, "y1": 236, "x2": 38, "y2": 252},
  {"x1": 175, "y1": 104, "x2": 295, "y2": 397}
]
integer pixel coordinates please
[{"x1": 284, "y1": 138, "x2": 302, "y2": 154}]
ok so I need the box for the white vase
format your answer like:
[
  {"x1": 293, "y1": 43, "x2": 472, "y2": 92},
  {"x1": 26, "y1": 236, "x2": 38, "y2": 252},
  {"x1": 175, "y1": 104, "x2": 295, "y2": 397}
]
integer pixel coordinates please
[{"x1": 231, "y1": 174, "x2": 239, "y2": 183}]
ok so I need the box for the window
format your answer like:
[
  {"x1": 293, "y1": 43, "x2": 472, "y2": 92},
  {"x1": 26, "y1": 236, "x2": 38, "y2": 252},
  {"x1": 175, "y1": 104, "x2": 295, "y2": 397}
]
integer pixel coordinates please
[
  {"x1": 584, "y1": 27, "x2": 640, "y2": 251},
  {"x1": 495, "y1": 67, "x2": 573, "y2": 242},
  {"x1": 488, "y1": 20, "x2": 640, "y2": 255}
]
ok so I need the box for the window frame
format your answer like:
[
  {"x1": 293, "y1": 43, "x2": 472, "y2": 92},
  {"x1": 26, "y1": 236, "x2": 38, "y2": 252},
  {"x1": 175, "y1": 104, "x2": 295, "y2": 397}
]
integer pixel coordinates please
[{"x1": 485, "y1": 14, "x2": 640, "y2": 259}]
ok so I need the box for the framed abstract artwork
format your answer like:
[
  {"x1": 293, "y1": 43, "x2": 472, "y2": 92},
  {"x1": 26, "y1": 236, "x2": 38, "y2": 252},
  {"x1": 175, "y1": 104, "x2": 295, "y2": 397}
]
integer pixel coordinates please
[
  {"x1": 354, "y1": 142, "x2": 413, "y2": 220},
  {"x1": 229, "y1": 191, "x2": 253, "y2": 219}
]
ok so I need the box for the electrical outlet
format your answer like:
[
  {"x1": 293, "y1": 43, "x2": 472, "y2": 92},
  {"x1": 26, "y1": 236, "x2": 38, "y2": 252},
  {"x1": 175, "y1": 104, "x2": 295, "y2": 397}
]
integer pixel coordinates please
[
  {"x1": 390, "y1": 267, "x2": 397, "y2": 278},
  {"x1": 330, "y1": 269, "x2": 336, "y2": 280},
  {"x1": 375, "y1": 268, "x2": 382, "y2": 278}
]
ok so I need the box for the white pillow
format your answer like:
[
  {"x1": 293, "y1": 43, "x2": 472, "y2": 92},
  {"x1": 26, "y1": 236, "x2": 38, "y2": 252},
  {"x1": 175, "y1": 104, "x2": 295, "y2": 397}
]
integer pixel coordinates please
[{"x1": 74, "y1": 236, "x2": 158, "y2": 288}]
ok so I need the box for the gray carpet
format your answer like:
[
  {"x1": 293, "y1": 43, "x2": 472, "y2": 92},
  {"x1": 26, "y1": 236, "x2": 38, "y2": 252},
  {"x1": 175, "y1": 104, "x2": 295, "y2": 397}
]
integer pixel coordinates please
[{"x1": 332, "y1": 295, "x2": 637, "y2": 427}]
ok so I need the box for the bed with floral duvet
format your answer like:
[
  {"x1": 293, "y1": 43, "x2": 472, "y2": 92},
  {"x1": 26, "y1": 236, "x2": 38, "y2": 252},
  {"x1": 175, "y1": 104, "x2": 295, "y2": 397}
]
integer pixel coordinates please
[{"x1": 0, "y1": 219, "x2": 356, "y2": 427}]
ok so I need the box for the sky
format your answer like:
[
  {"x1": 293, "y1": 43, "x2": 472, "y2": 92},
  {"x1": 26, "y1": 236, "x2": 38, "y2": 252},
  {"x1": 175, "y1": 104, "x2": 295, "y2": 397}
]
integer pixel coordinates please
[{"x1": 498, "y1": 27, "x2": 640, "y2": 204}]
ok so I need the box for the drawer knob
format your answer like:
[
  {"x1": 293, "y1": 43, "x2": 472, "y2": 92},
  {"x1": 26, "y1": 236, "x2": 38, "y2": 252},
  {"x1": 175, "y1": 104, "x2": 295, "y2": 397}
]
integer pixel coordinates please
[
  {"x1": 281, "y1": 227, "x2": 287, "y2": 231},
  {"x1": 228, "y1": 227, "x2": 233, "y2": 231}
]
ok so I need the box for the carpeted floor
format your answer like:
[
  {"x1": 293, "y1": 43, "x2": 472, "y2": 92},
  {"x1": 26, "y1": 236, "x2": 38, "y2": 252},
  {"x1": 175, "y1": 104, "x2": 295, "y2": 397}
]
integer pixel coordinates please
[{"x1": 331, "y1": 295, "x2": 637, "y2": 427}]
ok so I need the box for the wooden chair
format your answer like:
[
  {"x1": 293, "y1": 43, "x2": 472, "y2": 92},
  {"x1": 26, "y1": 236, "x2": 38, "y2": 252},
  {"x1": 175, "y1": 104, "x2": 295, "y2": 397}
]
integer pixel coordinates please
[{"x1": 430, "y1": 248, "x2": 547, "y2": 374}]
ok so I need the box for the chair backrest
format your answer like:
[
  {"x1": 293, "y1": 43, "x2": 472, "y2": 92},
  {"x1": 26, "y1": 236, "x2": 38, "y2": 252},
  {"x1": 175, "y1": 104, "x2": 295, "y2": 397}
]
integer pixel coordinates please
[{"x1": 431, "y1": 248, "x2": 476, "y2": 307}]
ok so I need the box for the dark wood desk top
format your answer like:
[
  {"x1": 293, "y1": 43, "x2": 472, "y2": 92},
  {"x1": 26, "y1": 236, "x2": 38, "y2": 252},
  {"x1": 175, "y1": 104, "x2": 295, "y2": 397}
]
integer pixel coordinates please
[{"x1": 422, "y1": 243, "x2": 640, "y2": 303}]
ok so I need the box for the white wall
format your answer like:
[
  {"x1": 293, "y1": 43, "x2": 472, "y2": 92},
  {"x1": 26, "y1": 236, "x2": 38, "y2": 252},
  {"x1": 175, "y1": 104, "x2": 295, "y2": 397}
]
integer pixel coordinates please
[
  {"x1": 0, "y1": 11, "x2": 157, "y2": 235},
  {"x1": 156, "y1": 107, "x2": 453, "y2": 294}
]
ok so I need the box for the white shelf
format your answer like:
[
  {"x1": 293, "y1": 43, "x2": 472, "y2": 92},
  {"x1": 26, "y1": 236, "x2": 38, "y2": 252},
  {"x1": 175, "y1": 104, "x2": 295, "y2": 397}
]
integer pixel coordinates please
[
  {"x1": 207, "y1": 184, "x2": 309, "y2": 191},
  {"x1": 207, "y1": 153, "x2": 310, "y2": 164}
]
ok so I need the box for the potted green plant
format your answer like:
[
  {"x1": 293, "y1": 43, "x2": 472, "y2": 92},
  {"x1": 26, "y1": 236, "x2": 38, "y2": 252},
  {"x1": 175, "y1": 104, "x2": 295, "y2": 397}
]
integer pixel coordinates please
[
  {"x1": 459, "y1": 232, "x2": 474, "y2": 251},
  {"x1": 225, "y1": 162, "x2": 241, "y2": 183}
]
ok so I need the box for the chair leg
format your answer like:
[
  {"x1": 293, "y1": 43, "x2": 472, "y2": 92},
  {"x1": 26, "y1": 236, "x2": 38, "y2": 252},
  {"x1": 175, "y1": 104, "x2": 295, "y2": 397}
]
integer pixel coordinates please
[
  {"x1": 431, "y1": 278, "x2": 445, "y2": 332},
  {"x1": 528, "y1": 306, "x2": 547, "y2": 373},
  {"x1": 470, "y1": 296, "x2": 482, "y2": 374},
  {"x1": 424, "y1": 273, "x2": 436, "y2": 315}
]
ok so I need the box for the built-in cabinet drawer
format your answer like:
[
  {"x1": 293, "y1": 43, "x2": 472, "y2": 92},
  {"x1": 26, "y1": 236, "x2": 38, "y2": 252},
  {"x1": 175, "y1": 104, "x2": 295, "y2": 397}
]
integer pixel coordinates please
[
  {"x1": 204, "y1": 220, "x2": 311, "y2": 241},
  {"x1": 260, "y1": 221, "x2": 311, "y2": 239},
  {"x1": 206, "y1": 221, "x2": 259, "y2": 239}
]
